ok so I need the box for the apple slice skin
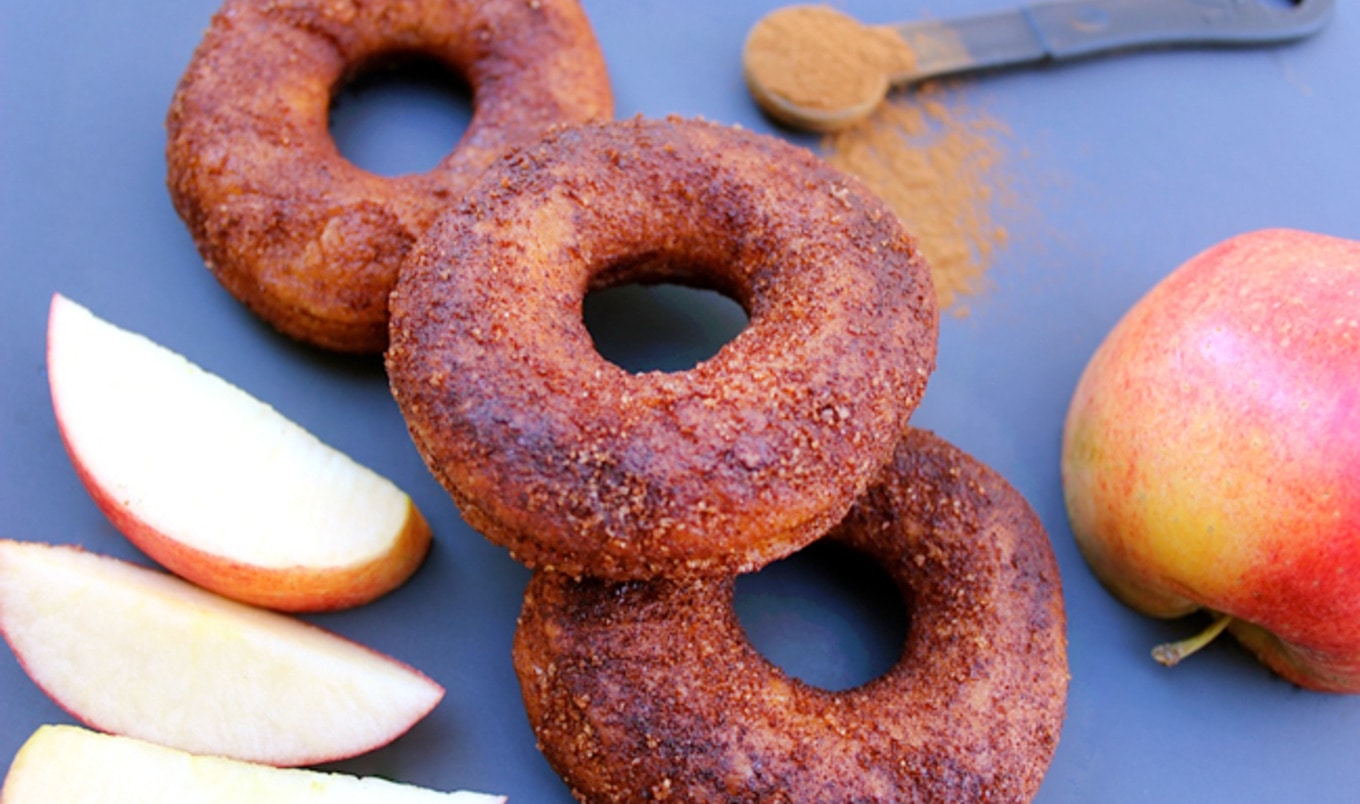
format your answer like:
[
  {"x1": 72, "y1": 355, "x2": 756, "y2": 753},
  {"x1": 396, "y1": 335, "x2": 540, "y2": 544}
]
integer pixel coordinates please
[
  {"x1": 45, "y1": 293, "x2": 433, "y2": 612},
  {"x1": 72, "y1": 459, "x2": 433, "y2": 613},
  {"x1": 0, "y1": 539, "x2": 444, "y2": 767},
  {"x1": 0, "y1": 725, "x2": 505, "y2": 803}
]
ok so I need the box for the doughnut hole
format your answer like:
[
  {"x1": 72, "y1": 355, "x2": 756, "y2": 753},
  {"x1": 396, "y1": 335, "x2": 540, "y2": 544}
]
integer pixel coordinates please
[
  {"x1": 735, "y1": 540, "x2": 910, "y2": 691},
  {"x1": 328, "y1": 53, "x2": 472, "y2": 177},
  {"x1": 583, "y1": 282, "x2": 749, "y2": 374},
  {"x1": 582, "y1": 252, "x2": 751, "y2": 373}
]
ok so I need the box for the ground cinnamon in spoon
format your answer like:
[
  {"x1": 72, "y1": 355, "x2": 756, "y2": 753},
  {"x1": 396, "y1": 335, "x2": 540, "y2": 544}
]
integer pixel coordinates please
[
  {"x1": 743, "y1": 5, "x2": 915, "y2": 114},
  {"x1": 822, "y1": 87, "x2": 1013, "y2": 313}
]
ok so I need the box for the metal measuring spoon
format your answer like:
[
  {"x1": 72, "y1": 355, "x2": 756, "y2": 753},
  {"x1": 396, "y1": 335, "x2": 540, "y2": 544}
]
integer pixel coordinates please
[{"x1": 743, "y1": 0, "x2": 1336, "y2": 131}]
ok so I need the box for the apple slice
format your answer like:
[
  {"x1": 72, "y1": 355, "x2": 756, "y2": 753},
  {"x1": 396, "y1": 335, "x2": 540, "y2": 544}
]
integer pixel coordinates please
[
  {"x1": 0, "y1": 539, "x2": 444, "y2": 767},
  {"x1": 0, "y1": 725, "x2": 505, "y2": 804},
  {"x1": 46, "y1": 293, "x2": 431, "y2": 612}
]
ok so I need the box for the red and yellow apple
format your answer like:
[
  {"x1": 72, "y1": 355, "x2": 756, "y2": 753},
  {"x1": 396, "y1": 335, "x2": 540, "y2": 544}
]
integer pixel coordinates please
[
  {"x1": 46, "y1": 294, "x2": 431, "y2": 612},
  {"x1": 1061, "y1": 228, "x2": 1360, "y2": 692}
]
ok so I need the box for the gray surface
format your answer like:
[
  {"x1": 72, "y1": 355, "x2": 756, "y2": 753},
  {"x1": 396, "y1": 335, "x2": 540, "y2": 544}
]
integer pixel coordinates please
[{"x1": 3, "y1": 0, "x2": 1360, "y2": 801}]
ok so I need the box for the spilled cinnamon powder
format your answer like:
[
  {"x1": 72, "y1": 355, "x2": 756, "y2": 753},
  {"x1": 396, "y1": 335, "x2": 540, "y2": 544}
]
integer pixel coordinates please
[{"x1": 822, "y1": 88, "x2": 1013, "y2": 314}]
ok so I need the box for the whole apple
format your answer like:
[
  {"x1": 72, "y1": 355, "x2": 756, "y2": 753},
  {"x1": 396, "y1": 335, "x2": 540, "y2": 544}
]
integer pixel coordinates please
[{"x1": 1061, "y1": 228, "x2": 1360, "y2": 692}]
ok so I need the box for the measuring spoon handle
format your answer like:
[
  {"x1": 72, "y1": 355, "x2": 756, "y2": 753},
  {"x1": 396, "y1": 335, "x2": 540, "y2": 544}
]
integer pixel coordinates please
[{"x1": 890, "y1": 0, "x2": 1335, "y2": 82}]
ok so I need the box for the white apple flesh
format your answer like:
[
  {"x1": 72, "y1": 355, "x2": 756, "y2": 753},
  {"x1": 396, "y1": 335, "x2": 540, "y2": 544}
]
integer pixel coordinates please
[
  {"x1": 0, "y1": 539, "x2": 444, "y2": 766},
  {"x1": 0, "y1": 725, "x2": 504, "y2": 803},
  {"x1": 46, "y1": 294, "x2": 431, "y2": 612}
]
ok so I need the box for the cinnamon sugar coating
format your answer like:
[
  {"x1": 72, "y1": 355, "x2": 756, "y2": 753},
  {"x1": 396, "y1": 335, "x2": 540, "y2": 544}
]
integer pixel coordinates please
[
  {"x1": 513, "y1": 428, "x2": 1068, "y2": 803},
  {"x1": 386, "y1": 116, "x2": 939, "y2": 580},
  {"x1": 166, "y1": 0, "x2": 613, "y2": 353}
]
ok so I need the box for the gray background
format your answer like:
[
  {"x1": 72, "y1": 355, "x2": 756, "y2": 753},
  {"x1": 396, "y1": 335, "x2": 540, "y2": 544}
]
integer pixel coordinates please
[{"x1": 3, "y1": 0, "x2": 1359, "y2": 801}]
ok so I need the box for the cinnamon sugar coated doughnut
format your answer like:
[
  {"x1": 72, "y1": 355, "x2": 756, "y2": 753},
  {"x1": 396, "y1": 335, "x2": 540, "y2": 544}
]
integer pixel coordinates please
[
  {"x1": 166, "y1": 0, "x2": 613, "y2": 353},
  {"x1": 513, "y1": 428, "x2": 1068, "y2": 803},
  {"x1": 386, "y1": 116, "x2": 939, "y2": 580}
]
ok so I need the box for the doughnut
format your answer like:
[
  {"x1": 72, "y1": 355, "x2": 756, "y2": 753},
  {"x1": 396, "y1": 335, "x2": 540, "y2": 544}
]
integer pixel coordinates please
[
  {"x1": 386, "y1": 116, "x2": 939, "y2": 580},
  {"x1": 513, "y1": 428, "x2": 1068, "y2": 803},
  {"x1": 166, "y1": 0, "x2": 613, "y2": 353}
]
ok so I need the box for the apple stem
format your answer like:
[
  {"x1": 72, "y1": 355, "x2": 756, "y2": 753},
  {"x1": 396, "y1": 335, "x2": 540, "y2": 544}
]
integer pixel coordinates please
[{"x1": 1151, "y1": 613, "x2": 1234, "y2": 667}]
